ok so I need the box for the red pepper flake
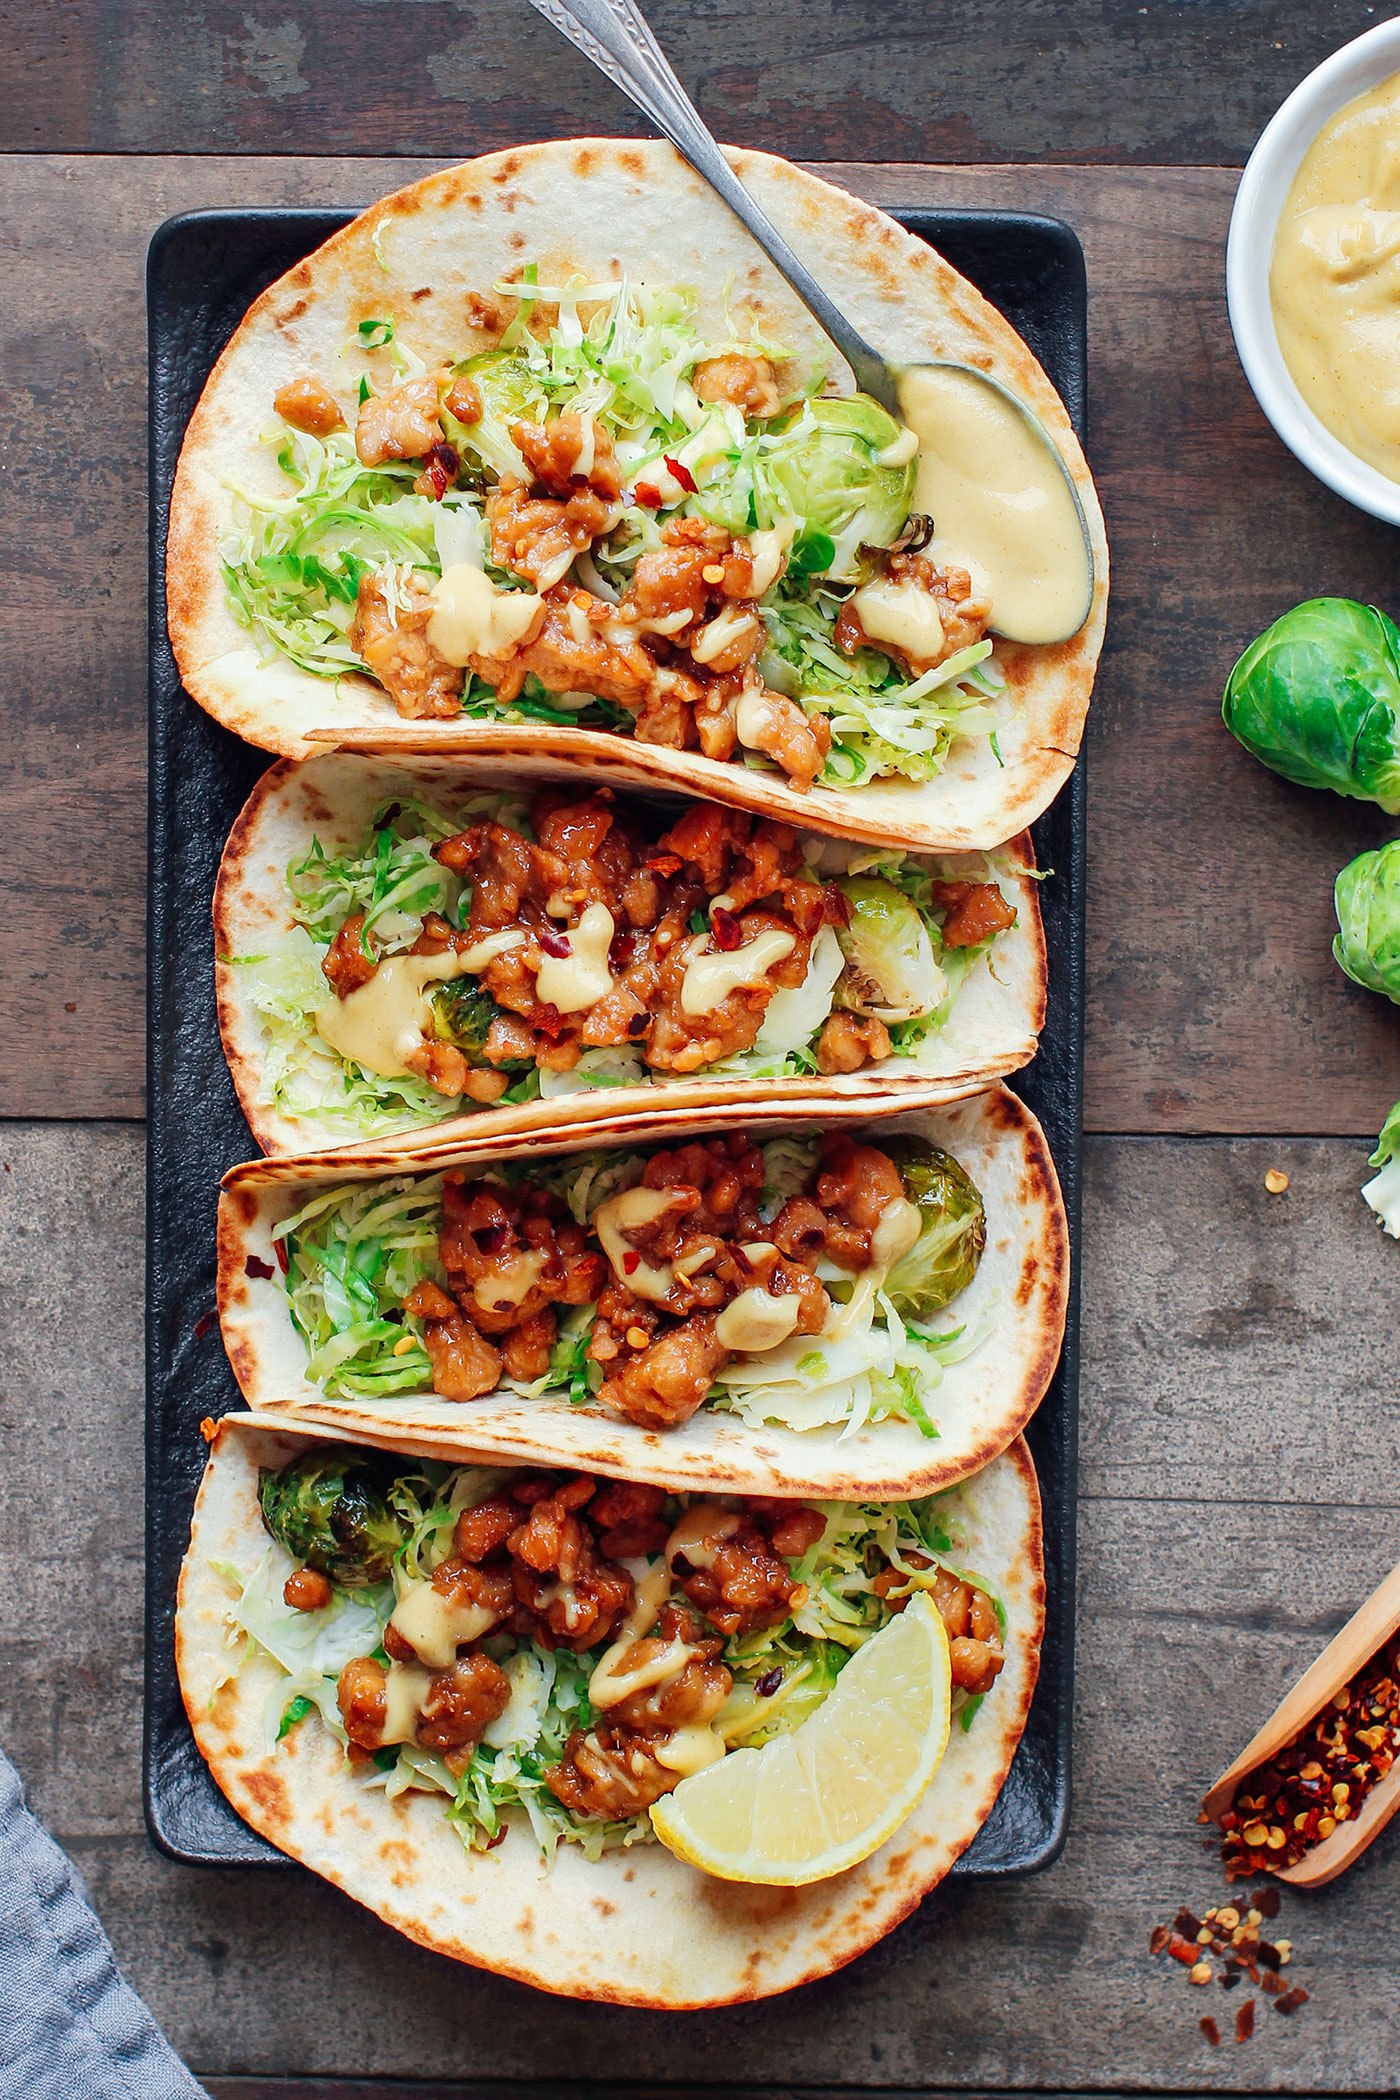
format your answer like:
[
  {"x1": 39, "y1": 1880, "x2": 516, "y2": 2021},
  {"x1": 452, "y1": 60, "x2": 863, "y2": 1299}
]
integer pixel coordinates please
[
  {"x1": 1236, "y1": 1999, "x2": 1255, "y2": 2043},
  {"x1": 485, "y1": 1825, "x2": 509, "y2": 1850},
  {"x1": 1253, "y1": 1886, "x2": 1281, "y2": 1918},
  {"x1": 1200, "y1": 2017, "x2": 1220, "y2": 2046},
  {"x1": 537, "y1": 927, "x2": 572, "y2": 959},
  {"x1": 645, "y1": 852, "x2": 684, "y2": 879},
  {"x1": 1220, "y1": 1632, "x2": 1400, "y2": 1878},
  {"x1": 198, "y1": 1416, "x2": 218, "y2": 1444},
  {"x1": 193, "y1": 1309, "x2": 217, "y2": 1341},
  {"x1": 622, "y1": 1251, "x2": 641, "y2": 1275},
  {"x1": 419, "y1": 439, "x2": 459, "y2": 500},
  {"x1": 474, "y1": 1223, "x2": 507, "y2": 1255},
  {"x1": 244, "y1": 1254, "x2": 275, "y2": 1280},
  {"x1": 1274, "y1": 1987, "x2": 1309, "y2": 2015},
  {"x1": 1168, "y1": 1935, "x2": 1200, "y2": 1965},
  {"x1": 711, "y1": 906, "x2": 743, "y2": 951},
  {"x1": 1174, "y1": 1907, "x2": 1203, "y2": 1938},
  {"x1": 274, "y1": 1238, "x2": 290, "y2": 1274},
  {"x1": 1149, "y1": 1924, "x2": 1171, "y2": 1955},
  {"x1": 1261, "y1": 1970, "x2": 1284, "y2": 1998},
  {"x1": 633, "y1": 481, "x2": 663, "y2": 509},
  {"x1": 664, "y1": 454, "x2": 698, "y2": 493}
]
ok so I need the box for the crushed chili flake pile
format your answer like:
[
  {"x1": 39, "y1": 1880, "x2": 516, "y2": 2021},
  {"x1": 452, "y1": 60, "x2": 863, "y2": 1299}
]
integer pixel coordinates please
[
  {"x1": 1149, "y1": 1886, "x2": 1309, "y2": 2042},
  {"x1": 1218, "y1": 1634, "x2": 1400, "y2": 1879}
]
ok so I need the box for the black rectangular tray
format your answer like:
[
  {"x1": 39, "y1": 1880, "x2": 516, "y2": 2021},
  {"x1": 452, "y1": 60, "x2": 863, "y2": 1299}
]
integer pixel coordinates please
[{"x1": 145, "y1": 203, "x2": 1086, "y2": 1871}]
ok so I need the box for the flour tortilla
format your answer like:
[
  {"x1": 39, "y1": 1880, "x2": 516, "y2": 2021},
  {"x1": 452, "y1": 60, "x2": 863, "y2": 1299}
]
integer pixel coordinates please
[
  {"x1": 217, "y1": 1087, "x2": 1067, "y2": 1499},
  {"x1": 176, "y1": 1415, "x2": 1044, "y2": 2005},
  {"x1": 216, "y1": 751, "x2": 1048, "y2": 1156},
  {"x1": 168, "y1": 140, "x2": 1107, "y2": 853}
]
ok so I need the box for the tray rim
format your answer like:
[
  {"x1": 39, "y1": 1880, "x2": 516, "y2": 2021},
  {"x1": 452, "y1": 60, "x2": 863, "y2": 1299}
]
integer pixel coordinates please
[{"x1": 143, "y1": 197, "x2": 1086, "y2": 1882}]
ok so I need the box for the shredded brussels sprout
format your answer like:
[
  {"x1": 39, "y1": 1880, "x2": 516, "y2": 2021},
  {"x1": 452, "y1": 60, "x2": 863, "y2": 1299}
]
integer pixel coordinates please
[
  {"x1": 221, "y1": 276, "x2": 1007, "y2": 788},
  {"x1": 236, "y1": 787, "x2": 1019, "y2": 1143},
  {"x1": 274, "y1": 1134, "x2": 994, "y2": 1433},
  {"x1": 222, "y1": 1456, "x2": 1004, "y2": 1860}
]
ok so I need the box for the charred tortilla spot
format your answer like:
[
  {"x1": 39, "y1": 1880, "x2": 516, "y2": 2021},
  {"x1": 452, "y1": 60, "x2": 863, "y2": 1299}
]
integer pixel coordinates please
[{"x1": 241, "y1": 1766, "x2": 291, "y2": 1834}]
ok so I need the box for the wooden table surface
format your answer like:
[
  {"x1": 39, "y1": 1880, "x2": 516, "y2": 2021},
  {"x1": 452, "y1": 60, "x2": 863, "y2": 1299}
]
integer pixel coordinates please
[{"x1": 3, "y1": 3, "x2": 1400, "y2": 2091}]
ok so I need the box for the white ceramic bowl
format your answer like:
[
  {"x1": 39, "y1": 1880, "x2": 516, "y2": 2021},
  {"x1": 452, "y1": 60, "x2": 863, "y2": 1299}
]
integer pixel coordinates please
[{"x1": 1228, "y1": 16, "x2": 1400, "y2": 524}]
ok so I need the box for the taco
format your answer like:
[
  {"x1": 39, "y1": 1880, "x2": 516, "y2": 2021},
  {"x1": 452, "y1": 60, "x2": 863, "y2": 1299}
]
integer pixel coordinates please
[
  {"x1": 217, "y1": 1090, "x2": 1068, "y2": 1499},
  {"x1": 168, "y1": 141, "x2": 1106, "y2": 851},
  {"x1": 217, "y1": 752, "x2": 1046, "y2": 1154},
  {"x1": 176, "y1": 1417, "x2": 1044, "y2": 2002}
]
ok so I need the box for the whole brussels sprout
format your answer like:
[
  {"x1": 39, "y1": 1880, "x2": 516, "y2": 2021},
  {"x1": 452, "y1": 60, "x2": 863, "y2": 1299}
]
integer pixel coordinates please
[
  {"x1": 445, "y1": 351, "x2": 543, "y2": 480},
  {"x1": 880, "y1": 1137, "x2": 986, "y2": 1319},
  {"x1": 1222, "y1": 598, "x2": 1400, "y2": 812},
  {"x1": 1334, "y1": 840, "x2": 1400, "y2": 1003},
  {"x1": 835, "y1": 876, "x2": 946, "y2": 1022},
  {"x1": 756, "y1": 394, "x2": 915, "y2": 577},
  {"x1": 259, "y1": 1450, "x2": 410, "y2": 1588}
]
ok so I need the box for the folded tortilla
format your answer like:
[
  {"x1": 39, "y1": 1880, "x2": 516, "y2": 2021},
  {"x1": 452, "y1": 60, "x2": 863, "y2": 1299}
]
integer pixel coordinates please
[
  {"x1": 217, "y1": 1087, "x2": 1068, "y2": 1499},
  {"x1": 216, "y1": 751, "x2": 1048, "y2": 1156},
  {"x1": 168, "y1": 139, "x2": 1106, "y2": 852},
  {"x1": 176, "y1": 1415, "x2": 1044, "y2": 2004}
]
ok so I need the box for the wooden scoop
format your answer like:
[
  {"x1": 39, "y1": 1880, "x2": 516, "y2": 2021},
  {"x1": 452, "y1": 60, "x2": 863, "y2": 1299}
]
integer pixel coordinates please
[{"x1": 1202, "y1": 1558, "x2": 1400, "y2": 1887}]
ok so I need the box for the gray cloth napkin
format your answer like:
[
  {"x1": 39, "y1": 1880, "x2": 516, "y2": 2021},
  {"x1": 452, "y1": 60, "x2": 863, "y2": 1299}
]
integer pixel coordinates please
[{"x1": 0, "y1": 1752, "x2": 208, "y2": 2098}]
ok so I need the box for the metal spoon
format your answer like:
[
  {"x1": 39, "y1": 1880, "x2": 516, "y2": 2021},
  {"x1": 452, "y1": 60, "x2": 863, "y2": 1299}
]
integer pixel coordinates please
[{"x1": 524, "y1": 0, "x2": 1096, "y2": 643}]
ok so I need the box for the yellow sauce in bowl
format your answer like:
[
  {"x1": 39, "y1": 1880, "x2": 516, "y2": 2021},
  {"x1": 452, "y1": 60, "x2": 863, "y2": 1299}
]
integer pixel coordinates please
[{"x1": 1271, "y1": 68, "x2": 1400, "y2": 483}]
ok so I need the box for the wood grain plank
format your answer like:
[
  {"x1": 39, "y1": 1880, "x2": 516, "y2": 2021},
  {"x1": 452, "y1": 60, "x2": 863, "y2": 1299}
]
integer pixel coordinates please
[
  {"x1": 3, "y1": 156, "x2": 1400, "y2": 1131},
  {"x1": 0, "y1": 1, "x2": 1384, "y2": 165},
  {"x1": 3, "y1": 1123, "x2": 1397, "y2": 2089}
]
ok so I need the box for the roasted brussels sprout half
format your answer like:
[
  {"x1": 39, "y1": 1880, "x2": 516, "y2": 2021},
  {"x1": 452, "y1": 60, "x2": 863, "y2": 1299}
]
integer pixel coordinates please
[
  {"x1": 430, "y1": 979, "x2": 529, "y2": 1066},
  {"x1": 834, "y1": 876, "x2": 946, "y2": 1022},
  {"x1": 444, "y1": 351, "x2": 543, "y2": 480},
  {"x1": 756, "y1": 394, "x2": 915, "y2": 578},
  {"x1": 1222, "y1": 598, "x2": 1400, "y2": 812},
  {"x1": 1334, "y1": 841, "x2": 1400, "y2": 1004},
  {"x1": 881, "y1": 1137, "x2": 986, "y2": 1318},
  {"x1": 259, "y1": 1450, "x2": 410, "y2": 1587}
]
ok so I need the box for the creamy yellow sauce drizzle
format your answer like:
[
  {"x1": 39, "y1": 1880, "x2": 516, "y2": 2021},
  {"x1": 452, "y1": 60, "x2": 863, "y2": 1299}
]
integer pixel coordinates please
[
  {"x1": 388, "y1": 1583, "x2": 499, "y2": 1671},
  {"x1": 848, "y1": 572, "x2": 946, "y2": 663},
  {"x1": 822, "y1": 1194, "x2": 921, "y2": 1342},
  {"x1": 1270, "y1": 69, "x2": 1400, "y2": 482},
  {"x1": 588, "y1": 1636, "x2": 694, "y2": 1710},
  {"x1": 679, "y1": 927, "x2": 796, "y2": 1016},
  {"x1": 665, "y1": 1503, "x2": 740, "y2": 1571},
  {"x1": 654, "y1": 1723, "x2": 726, "y2": 1775},
  {"x1": 619, "y1": 1557, "x2": 672, "y2": 1640},
  {"x1": 714, "y1": 1286, "x2": 801, "y2": 1353},
  {"x1": 381, "y1": 1661, "x2": 433, "y2": 1744},
  {"x1": 313, "y1": 934, "x2": 522, "y2": 1077},
  {"x1": 897, "y1": 365, "x2": 1092, "y2": 645},
  {"x1": 534, "y1": 902, "x2": 616, "y2": 1014},
  {"x1": 471, "y1": 1248, "x2": 548, "y2": 1316},
  {"x1": 592, "y1": 1184, "x2": 684, "y2": 1304},
  {"x1": 428, "y1": 563, "x2": 543, "y2": 664}
]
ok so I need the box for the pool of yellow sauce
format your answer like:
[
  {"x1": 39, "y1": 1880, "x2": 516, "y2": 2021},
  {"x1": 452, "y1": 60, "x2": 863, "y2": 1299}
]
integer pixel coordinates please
[
  {"x1": 896, "y1": 366, "x2": 1092, "y2": 646},
  {"x1": 1271, "y1": 69, "x2": 1400, "y2": 482}
]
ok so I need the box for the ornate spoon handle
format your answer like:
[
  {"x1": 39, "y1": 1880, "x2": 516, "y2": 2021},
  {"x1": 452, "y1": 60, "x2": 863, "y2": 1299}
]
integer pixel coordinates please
[{"x1": 524, "y1": 0, "x2": 895, "y2": 404}]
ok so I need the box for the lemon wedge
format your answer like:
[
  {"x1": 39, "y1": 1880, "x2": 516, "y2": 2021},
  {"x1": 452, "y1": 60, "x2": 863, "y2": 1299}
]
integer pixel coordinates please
[{"x1": 650, "y1": 1592, "x2": 952, "y2": 1884}]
